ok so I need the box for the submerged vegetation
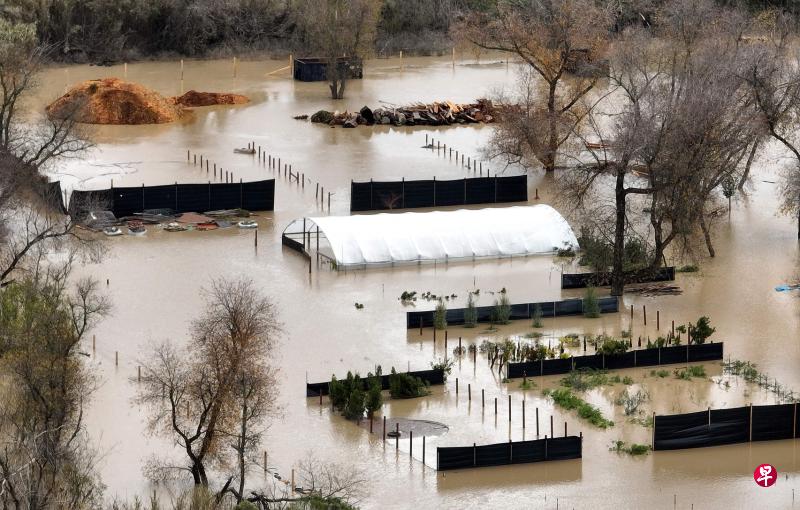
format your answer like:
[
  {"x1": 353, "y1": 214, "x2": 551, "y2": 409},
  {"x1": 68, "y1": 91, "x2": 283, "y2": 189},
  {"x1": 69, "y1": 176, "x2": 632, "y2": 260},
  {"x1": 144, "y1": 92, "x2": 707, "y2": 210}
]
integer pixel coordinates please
[
  {"x1": 543, "y1": 388, "x2": 614, "y2": 429},
  {"x1": 610, "y1": 441, "x2": 651, "y2": 456}
]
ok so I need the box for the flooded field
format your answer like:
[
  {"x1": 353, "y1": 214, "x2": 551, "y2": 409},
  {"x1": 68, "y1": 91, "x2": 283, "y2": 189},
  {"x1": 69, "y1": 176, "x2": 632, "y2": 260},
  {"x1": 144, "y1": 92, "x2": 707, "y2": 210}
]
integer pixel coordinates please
[{"x1": 30, "y1": 54, "x2": 800, "y2": 508}]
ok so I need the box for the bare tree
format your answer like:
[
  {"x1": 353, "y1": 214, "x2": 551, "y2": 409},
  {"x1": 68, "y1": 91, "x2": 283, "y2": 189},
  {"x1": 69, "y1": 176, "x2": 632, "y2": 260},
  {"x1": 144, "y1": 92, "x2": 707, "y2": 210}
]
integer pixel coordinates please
[
  {"x1": 0, "y1": 260, "x2": 110, "y2": 509},
  {"x1": 135, "y1": 278, "x2": 281, "y2": 495},
  {"x1": 458, "y1": 0, "x2": 612, "y2": 172},
  {"x1": 740, "y1": 11, "x2": 800, "y2": 238},
  {"x1": 292, "y1": 0, "x2": 379, "y2": 99}
]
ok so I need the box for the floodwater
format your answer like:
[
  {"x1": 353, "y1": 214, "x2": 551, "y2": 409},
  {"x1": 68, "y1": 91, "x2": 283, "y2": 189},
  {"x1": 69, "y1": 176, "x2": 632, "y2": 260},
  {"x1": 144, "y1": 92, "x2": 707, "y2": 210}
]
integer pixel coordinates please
[{"x1": 25, "y1": 54, "x2": 800, "y2": 509}]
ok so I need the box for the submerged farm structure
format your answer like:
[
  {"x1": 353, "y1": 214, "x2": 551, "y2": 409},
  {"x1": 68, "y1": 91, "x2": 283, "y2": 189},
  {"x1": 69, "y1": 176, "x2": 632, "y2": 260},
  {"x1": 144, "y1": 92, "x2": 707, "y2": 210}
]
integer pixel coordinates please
[{"x1": 282, "y1": 205, "x2": 578, "y2": 269}]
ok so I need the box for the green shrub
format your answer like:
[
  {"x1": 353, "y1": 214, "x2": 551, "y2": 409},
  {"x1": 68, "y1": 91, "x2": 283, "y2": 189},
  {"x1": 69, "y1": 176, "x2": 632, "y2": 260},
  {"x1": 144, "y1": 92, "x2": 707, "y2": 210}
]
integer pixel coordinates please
[
  {"x1": 433, "y1": 298, "x2": 447, "y2": 330},
  {"x1": 532, "y1": 303, "x2": 544, "y2": 328},
  {"x1": 464, "y1": 292, "x2": 478, "y2": 328},
  {"x1": 545, "y1": 388, "x2": 614, "y2": 428},
  {"x1": 560, "y1": 369, "x2": 609, "y2": 391},
  {"x1": 674, "y1": 365, "x2": 706, "y2": 380},
  {"x1": 583, "y1": 286, "x2": 601, "y2": 318},
  {"x1": 388, "y1": 368, "x2": 430, "y2": 399},
  {"x1": 343, "y1": 387, "x2": 366, "y2": 420},
  {"x1": 677, "y1": 264, "x2": 699, "y2": 273},
  {"x1": 610, "y1": 440, "x2": 651, "y2": 456},
  {"x1": 597, "y1": 335, "x2": 629, "y2": 356},
  {"x1": 492, "y1": 291, "x2": 511, "y2": 325},
  {"x1": 235, "y1": 501, "x2": 259, "y2": 510},
  {"x1": 430, "y1": 358, "x2": 454, "y2": 381},
  {"x1": 614, "y1": 388, "x2": 649, "y2": 415},
  {"x1": 688, "y1": 316, "x2": 715, "y2": 344}
]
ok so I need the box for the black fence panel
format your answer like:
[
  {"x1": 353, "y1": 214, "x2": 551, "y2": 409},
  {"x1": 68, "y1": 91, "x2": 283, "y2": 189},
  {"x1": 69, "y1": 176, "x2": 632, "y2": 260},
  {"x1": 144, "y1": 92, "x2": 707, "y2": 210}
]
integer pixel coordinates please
[
  {"x1": 305, "y1": 368, "x2": 445, "y2": 397},
  {"x1": 69, "y1": 189, "x2": 113, "y2": 217},
  {"x1": 654, "y1": 404, "x2": 799, "y2": 451},
  {"x1": 509, "y1": 303, "x2": 531, "y2": 320},
  {"x1": 241, "y1": 179, "x2": 275, "y2": 211},
  {"x1": 210, "y1": 183, "x2": 241, "y2": 210},
  {"x1": 435, "y1": 179, "x2": 465, "y2": 206},
  {"x1": 465, "y1": 177, "x2": 494, "y2": 204},
  {"x1": 438, "y1": 437, "x2": 581, "y2": 471},
  {"x1": 708, "y1": 407, "x2": 750, "y2": 446},
  {"x1": 350, "y1": 175, "x2": 527, "y2": 211},
  {"x1": 561, "y1": 267, "x2": 676, "y2": 289},
  {"x1": 688, "y1": 342, "x2": 723, "y2": 362},
  {"x1": 437, "y1": 446, "x2": 474, "y2": 470},
  {"x1": 475, "y1": 443, "x2": 510, "y2": 468},
  {"x1": 545, "y1": 437, "x2": 582, "y2": 461},
  {"x1": 507, "y1": 343, "x2": 723, "y2": 379},
  {"x1": 555, "y1": 299, "x2": 583, "y2": 316},
  {"x1": 507, "y1": 362, "x2": 542, "y2": 379},
  {"x1": 113, "y1": 186, "x2": 144, "y2": 217},
  {"x1": 573, "y1": 354, "x2": 603, "y2": 371},
  {"x1": 752, "y1": 404, "x2": 795, "y2": 442},
  {"x1": 404, "y1": 180, "x2": 435, "y2": 209},
  {"x1": 350, "y1": 182, "x2": 372, "y2": 212},
  {"x1": 654, "y1": 411, "x2": 709, "y2": 450},
  {"x1": 43, "y1": 181, "x2": 67, "y2": 213},
  {"x1": 177, "y1": 184, "x2": 210, "y2": 212},
  {"x1": 510, "y1": 440, "x2": 546, "y2": 464},
  {"x1": 635, "y1": 348, "x2": 660, "y2": 367},
  {"x1": 605, "y1": 351, "x2": 637, "y2": 370},
  {"x1": 407, "y1": 296, "x2": 618, "y2": 328},
  {"x1": 659, "y1": 345, "x2": 688, "y2": 365},
  {"x1": 371, "y1": 181, "x2": 404, "y2": 210},
  {"x1": 495, "y1": 174, "x2": 528, "y2": 202},
  {"x1": 144, "y1": 184, "x2": 176, "y2": 211},
  {"x1": 542, "y1": 358, "x2": 573, "y2": 376}
]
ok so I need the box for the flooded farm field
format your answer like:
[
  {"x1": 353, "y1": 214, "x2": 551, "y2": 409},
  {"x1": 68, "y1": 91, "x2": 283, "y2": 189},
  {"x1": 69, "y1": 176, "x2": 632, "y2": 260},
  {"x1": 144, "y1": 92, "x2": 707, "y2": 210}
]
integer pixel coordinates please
[{"x1": 31, "y1": 54, "x2": 800, "y2": 509}]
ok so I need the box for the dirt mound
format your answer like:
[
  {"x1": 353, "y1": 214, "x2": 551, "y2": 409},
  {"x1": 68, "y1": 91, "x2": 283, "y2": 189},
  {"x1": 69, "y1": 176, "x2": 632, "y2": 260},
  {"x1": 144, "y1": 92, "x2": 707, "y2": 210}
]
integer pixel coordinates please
[
  {"x1": 172, "y1": 90, "x2": 249, "y2": 107},
  {"x1": 46, "y1": 78, "x2": 184, "y2": 125}
]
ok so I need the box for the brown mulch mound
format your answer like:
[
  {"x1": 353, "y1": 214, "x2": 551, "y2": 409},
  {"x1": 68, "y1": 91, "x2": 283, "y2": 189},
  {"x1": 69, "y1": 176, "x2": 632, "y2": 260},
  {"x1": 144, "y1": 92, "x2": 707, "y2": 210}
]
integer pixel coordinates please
[
  {"x1": 46, "y1": 79, "x2": 251, "y2": 125},
  {"x1": 46, "y1": 78, "x2": 184, "y2": 125},
  {"x1": 172, "y1": 90, "x2": 249, "y2": 107}
]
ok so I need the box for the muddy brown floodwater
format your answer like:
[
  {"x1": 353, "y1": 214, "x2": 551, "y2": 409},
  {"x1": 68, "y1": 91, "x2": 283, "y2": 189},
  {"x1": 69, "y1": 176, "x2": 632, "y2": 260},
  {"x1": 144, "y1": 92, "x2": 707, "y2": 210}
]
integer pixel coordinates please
[{"x1": 26, "y1": 54, "x2": 800, "y2": 509}]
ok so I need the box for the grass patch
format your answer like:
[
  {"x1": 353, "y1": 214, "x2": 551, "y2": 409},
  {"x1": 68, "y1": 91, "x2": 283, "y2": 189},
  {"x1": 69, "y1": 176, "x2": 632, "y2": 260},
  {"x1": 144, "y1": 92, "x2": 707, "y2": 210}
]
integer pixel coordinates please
[
  {"x1": 650, "y1": 369, "x2": 670, "y2": 378},
  {"x1": 629, "y1": 414, "x2": 654, "y2": 428},
  {"x1": 544, "y1": 388, "x2": 614, "y2": 428},
  {"x1": 615, "y1": 388, "x2": 649, "y2": 416},
  {"x1": 519, "y1": 379, "x2": 536, "y2": 390},
  {"x1": 622, "y1": 376, "x2": 634, "y2": 385},
  {"x1": 674, "y1": 365, "x2": 706, "y2": 380},
  {"x1": 610, "y1": 440, "x2": 651, "y2": 456},
  {"x1": 676, "y1": 264, "x2": 699, "y2": 273},
  {"x1": 560, "y1": 369, "x2": 609, "y2": 391}
]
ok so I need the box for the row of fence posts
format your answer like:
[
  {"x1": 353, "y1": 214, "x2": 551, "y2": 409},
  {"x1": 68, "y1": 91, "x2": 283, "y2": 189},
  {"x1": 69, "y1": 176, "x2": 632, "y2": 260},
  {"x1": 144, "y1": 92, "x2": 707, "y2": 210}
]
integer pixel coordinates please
[
  {"x1": 186, "y1": 142, "x2": 332, "y2": 212},
  {"x1": 420, "y1": 303, "x2": 680, "y2": 353},
  {"x1": 424, "y1": 134, "x2": 494, "y2": 178}
]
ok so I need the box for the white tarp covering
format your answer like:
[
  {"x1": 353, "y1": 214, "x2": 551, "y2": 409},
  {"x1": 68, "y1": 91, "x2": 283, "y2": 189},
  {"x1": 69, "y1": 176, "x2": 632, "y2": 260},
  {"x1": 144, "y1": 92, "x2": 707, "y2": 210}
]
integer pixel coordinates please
[{"x1": 310, "y1": 205, "x2": 578, "y2": 266}]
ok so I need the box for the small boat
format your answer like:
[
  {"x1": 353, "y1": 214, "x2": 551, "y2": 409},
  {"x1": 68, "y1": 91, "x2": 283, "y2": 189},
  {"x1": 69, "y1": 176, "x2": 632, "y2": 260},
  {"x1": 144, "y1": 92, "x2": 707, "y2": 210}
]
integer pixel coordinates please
[
  {"x1": 237, "y1": 220, "x2": 258, "y2": 229},
  {"x1": 197, "y1": 222, "x2": 218, "y2": 231},
  {"x1": 127, "y1": 220, "x2": 146, "y2": 235},
  {"x1": 164, "y1": 222, "x2": 187, "y2": 232},
  {"x1": 103, "y1": 226, "x2": 123, "y2": 237},
  {"x1": 233, "y1": 147, "x2": 256, "y2": 155}
]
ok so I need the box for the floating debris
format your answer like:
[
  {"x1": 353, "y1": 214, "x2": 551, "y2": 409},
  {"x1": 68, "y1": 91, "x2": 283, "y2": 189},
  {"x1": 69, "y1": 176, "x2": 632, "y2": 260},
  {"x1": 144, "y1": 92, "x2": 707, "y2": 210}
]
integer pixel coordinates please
[{"x1": 309, "y1": 99, "x2": 499, "y2": 128}]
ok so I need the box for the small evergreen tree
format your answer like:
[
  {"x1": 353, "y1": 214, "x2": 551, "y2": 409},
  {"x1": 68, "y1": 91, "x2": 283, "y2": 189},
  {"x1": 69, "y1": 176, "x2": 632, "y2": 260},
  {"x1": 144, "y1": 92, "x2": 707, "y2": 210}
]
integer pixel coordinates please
[
  {"x1": 433, "y1": 298, "x2": 448, "y2": 330},
  {"x1": 493, "y1": 291, "x2": 511, "y2": 325},
  {"x1": 464, "y1": 292, "x2": 478, "y2": 328},
  {"x1": 532, "y1": 303, "x2": 543, "y2": 328},
  {"x1": 365, "y1": 369, "x2": 383, "y2": 418},
  {"x1": 583, "y1": 286, "x2": 601, "y2": 318}
]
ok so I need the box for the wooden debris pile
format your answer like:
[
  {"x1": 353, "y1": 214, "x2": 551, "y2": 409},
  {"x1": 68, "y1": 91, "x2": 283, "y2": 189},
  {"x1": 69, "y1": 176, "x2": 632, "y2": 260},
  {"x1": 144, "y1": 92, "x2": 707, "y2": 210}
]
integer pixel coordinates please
[
  {"x1": 625, "y1": 283, "x2": 683, "y2": 296},
  {"x1": 307, "y1": 99, "x2": 497, "y2": 128}
]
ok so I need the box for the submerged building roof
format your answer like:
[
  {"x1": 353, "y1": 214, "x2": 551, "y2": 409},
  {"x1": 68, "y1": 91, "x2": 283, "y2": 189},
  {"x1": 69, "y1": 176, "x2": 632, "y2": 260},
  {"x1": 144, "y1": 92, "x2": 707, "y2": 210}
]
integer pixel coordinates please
[{"x1": 309, "y1": 205, "x2": 578, "y2": 267}]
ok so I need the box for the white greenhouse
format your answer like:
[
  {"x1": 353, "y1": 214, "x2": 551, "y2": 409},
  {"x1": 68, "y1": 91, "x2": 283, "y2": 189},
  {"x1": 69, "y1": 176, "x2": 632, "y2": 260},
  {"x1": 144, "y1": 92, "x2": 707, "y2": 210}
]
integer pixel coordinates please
[{"x1": 282, "y1": 205, "x2": 579, "y2": 269}]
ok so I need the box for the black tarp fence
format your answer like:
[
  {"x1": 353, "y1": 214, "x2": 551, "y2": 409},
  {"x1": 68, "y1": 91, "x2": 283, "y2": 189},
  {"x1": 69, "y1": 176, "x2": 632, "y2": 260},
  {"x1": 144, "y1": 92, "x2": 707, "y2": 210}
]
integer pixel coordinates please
[
  {"x1": 561, "y1": 267, "x2": 676, "y2": 289},
  {"x1": 306, "y1": 368, "x2": 445, "y2": 397},
  {"x1": 42, "y1": 181, "x2": 67, "y2": 213},
  {"x1": 68, "y1": 180, "x2": 275, "y2": 218},
  {"x1": 437, "y1": 436, "x2": 582, "y2": 471},
  {"x1": 406, "y1": 296, "x2": 619, "y2": 329},
  {"x1": 350, "y1": 175, "x2": 527, "y2": 212},
  {"x1": 507, "y1": 342, "x2": 724, "y2": 379},
  {"x1": 293, "y1": 57, "x2": 363, "y2": 82},
  {"x1": 654, "y1": 402, "x2": 800, "y2": 451}
]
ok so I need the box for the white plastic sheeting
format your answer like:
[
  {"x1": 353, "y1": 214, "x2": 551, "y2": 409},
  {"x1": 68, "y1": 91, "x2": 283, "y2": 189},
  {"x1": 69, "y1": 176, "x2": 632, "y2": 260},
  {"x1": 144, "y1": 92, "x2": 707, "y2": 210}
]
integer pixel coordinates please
[{"x1": 309, "y1": 205, "x2": 578, "y2": 267}]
